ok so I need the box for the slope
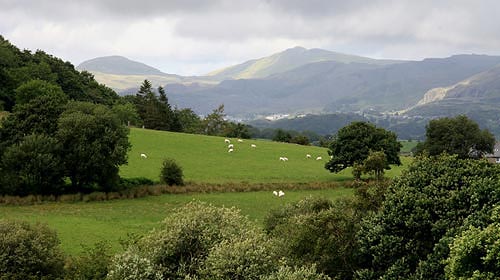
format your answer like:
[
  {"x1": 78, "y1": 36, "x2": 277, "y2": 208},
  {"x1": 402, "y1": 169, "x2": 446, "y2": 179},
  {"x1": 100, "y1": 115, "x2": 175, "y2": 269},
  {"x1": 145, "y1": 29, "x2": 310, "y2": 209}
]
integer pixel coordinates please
[{"x1": 207, "y1": 46, "x2": 401, "y2": 80}]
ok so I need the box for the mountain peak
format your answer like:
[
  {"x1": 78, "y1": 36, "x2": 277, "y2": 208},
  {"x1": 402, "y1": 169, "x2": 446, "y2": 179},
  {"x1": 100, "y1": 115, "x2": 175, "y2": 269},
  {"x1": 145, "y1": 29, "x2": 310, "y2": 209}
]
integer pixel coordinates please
[{"x1": 77, "y1": 56, "x2": 165, "y2": 76}]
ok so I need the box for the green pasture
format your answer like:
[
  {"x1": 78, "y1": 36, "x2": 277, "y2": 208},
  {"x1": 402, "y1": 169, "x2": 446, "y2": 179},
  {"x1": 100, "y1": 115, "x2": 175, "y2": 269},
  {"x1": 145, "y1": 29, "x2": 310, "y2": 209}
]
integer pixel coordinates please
[
  {"x1": 400, "y1": 140, "x2": 419, "y2": 154},
  {"x1": 0, "y1": 188, "x2": 353, "y2": 255},
  {"x1": 120, "y1": 128, "x2": 410, "y2": 183}
]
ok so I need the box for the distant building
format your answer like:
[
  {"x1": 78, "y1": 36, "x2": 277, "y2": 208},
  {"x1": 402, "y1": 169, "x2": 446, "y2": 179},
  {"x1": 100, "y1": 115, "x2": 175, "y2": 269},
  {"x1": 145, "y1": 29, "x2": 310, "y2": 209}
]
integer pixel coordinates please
[{"x1": 485, "y1": 142, "x2": 500, "y2": 163}]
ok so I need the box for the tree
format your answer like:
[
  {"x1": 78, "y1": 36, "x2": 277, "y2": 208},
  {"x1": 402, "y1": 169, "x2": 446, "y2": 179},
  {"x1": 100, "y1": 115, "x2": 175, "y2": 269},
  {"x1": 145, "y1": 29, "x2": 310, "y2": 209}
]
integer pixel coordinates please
[
  {"x1": 273, "y1": 129, "x2": 292, "y2": 143},
  {"x1": 202, "y1": 104, "x2": 228, "y2": 136},
  {"x1": 175, "y1": 108, "x2": 202, "y2": 133},
  {"x1": 56, "y1": 101, "x2": 130, "y2": 192},
  {"x1": 14, "y1": 79, "x2": 64, "y2": 105},
  {"x1": 160, "y1": 158, "x2": 184, "y2": 186},
  {"x1": 362, "y1": 150, "x2": 388, "y2": 180},
  {"x1": 416, "y1": 115, "x2": 495, "y2": 159},
  {"x1": 111, "y1": 102, "x2": 140, "y2": 127},
  {"x1": 356, "y1": 154, "x2": 500, "y2": 279},
  {"x1": 224, "y1": 122, "x2": 251, "y2": 139},
  {"x1": 325, "y1": 122, "x2": 401, "y2": 174},
  {"x1": 0, "y1": 134, "x2": 64, "y2": 196}
]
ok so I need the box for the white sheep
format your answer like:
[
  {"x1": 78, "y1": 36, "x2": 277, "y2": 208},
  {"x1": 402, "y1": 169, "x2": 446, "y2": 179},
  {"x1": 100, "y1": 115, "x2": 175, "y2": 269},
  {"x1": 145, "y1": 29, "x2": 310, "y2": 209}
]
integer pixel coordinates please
[
  {"x1": 228, "y1": 148, "x2": 234, "y2": 153},
  {"x1": 251, "y1": 144, "x2": 257, "y2": 148},
  {"x1": 228, "y1": 144, "x2": 234, "y2": 149},
  {"x1": 273, "y1": 191, "x2": 278, "y2": 196},
  {"x1": 140, "y1": 153, "x2": 147, "y2": 159},
  {"x1": 316, "y1": 156, "x2": 322, "y2": 160},
  {"x1": 237, "y1": 139, "x2": 244, "y2": 142},
  {"x1": 283, "y1": 157, "x2": 288, "y2": 161},
  {"x1": 224, "y1": 139, "x2": 231, "y2": 143},
  {"x1": 279, "y1": 157, "x2": 286, "y2": 161},
  {"x1": 278, "y1": 190, "x2": 285, "y2": 197},
  {"x1": 306, "y1": 154, "x2": 311, "y2": 158}
]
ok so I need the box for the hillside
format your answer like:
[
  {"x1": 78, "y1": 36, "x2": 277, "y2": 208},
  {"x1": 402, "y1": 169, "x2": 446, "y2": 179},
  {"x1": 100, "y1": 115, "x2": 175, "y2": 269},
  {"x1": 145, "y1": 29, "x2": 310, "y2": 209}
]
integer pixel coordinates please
[
  {"x1": 77, "y1": 55, "x2": 167, "y2": 75},
  {"x1": 168, "y1": 54, "x2": 500, "y2": 117},
  {"x1": 120, "y1": 128, "x2": 340, "y2": 183},
  {"x1": 207, "y1": 46, "x2": 401, "y2": 80}
]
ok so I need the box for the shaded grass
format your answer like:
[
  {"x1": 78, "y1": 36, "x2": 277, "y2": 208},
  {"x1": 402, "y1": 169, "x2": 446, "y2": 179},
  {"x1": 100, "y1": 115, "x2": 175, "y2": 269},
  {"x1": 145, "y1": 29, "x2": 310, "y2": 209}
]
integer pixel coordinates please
[{"x1": 0, "y1": 187, "x2": 354, "y2": 255}]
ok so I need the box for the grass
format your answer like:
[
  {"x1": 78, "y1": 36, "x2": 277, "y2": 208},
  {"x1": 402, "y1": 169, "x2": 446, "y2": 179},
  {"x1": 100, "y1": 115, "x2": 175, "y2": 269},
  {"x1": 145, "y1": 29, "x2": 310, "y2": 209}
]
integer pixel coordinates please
[
  {"x1": 120, "y1": 128, "x2": 409, "y2": 183},
  {"x1": 0, "y1": 188, "x2": 354, "y2": 255},
  {"x1": 400, "y1": 140, "x2": 419, "y2": 154}
]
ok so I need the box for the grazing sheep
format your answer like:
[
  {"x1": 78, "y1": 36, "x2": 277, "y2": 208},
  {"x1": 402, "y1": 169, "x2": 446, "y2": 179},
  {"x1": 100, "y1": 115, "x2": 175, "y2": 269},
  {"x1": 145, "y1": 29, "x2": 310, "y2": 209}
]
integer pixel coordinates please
[
  {"x1": 251, "y1": 144, "x2": 257, "y2": 148},
  {"x1": 225, "y1": 139, "x2": 231, "y2": 143},
  {"x1": 278, "y1": 190, "x2": 285, "y2": 197},
  {"x1": 228, "y1": 148, "x2": 234, "y2": 153},
  {"x1": 283, "y1": 157, "x2": 288, "y2": 161},
  {"x1": 279, "y1": 157, "x2": 286, "y2": 161},
  {"x1": 273, "y1": 191, "x2": 278, "y2": 196},
  {"x1": 316, "y1": 156, "x2": 322, "y2": 160},
  {"x1": 306, "y1": 154, "x2": 311, "y2": 158},
  {"x1": 237, "y1": 139, "x2": 243, "y2": 142},
  {"x1": 140, "y1": 153, "x2": 147, "y2": 159},
  {"x1": 228, "y1": 144, "x2": 234, "y2": 149}
]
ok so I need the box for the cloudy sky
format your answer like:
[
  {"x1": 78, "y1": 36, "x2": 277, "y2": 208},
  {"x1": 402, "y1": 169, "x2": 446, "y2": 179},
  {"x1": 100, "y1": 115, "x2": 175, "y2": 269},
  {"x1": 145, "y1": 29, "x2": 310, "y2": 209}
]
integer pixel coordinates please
[{"x1": 1, "y1": 0, "x2": 500, "y2": 75}]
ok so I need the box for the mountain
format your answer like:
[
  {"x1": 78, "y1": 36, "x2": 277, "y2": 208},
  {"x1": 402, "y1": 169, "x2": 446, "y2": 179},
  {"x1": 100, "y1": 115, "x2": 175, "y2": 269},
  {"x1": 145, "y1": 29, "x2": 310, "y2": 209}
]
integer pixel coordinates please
[
  {"x1": 206, "y1": 46, "x2": 402, "y2": 80},
  {"x1": 77, "y1": 56, "x2": 166, "y2": 75},
  {"x1": 167, "y1": 54, "x2": 500, "y2": 117},
  {"x1": 405, "y1": 65, "x2": 500, "y2": 118}
]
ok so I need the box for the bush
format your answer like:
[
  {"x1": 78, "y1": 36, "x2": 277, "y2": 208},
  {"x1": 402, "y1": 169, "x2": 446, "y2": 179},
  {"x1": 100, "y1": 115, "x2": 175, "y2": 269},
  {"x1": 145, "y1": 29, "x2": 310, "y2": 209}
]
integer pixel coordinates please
[
  {"x1": 261, "y1": 265, "x2": 332, "y2": 280},
  {"x1": 160, "y1": 158, "x2": 184, "y2": 186},
  {"x1": 64, "y1": 241, "x2": 112, "y2": 280},
  {"x1": 0, "y1": 220, "x2": 64, "y2": 279},
  {"x1": 108, "y1": 202, "x2": 255, "y2": 279},
  {"x1": 200, "y1": 231, "x2": 281, "y2": 279}
]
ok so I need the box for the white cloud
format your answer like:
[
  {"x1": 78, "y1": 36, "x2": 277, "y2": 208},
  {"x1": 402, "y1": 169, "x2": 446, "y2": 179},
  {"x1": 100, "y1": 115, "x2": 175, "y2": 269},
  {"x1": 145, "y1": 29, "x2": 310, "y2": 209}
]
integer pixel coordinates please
[{"x1": 1, "y1": 0, "x2": 500, "y2": 75}]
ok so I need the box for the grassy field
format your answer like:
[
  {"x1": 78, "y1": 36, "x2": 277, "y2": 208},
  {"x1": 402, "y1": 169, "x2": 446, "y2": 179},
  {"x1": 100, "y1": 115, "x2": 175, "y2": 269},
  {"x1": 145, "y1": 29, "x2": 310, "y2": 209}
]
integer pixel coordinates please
[
  {"x1": 0, "y1": 188, "x2": 354, "y2": 255},
  {"x1": 120, "y1": 128, "x2": 410, "y2": 183},
  {"x1": 400, "y1": 140, "x2": 419, "y2": 154}
]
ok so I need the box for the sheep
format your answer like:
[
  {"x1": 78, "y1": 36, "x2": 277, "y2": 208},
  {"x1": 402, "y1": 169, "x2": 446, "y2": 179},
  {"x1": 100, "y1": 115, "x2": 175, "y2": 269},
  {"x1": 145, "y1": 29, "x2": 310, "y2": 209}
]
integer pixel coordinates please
[
  {"x1": 278, "y1": 190, "x2": 285, "y2": 197},
  {"x1": 228, "y1": 144, "x2": 234, "y2": 149},
  {"x1": 140, "y1": 153, "x2": 147, "y2": 159},
  {"x1": 283, "y1": 157, "x2": 288, "y2": 161},
  {"x1": 306, "y1": 154, "x2": 311, "y2": 158},
  {"x1": 228, "y1": 148, "x2": 234, "y2": 153},
  {"x1": 316, "y1": 156, "x2": 322, "y2": 160},
  {"x1": 224, "y1": 139, "x2": 231, "y2": 143},
  {"x1": 279, "y1": 157, "x2": 286, "y2": 161},
  {"x1": 251, "y1": 144, "x2": 257, "y2": 148},
  {"x1": 273, "y1": 191, "x2": 278, "y2": 196},
  {"x1": 237, "y1": 139, "x2": 244, "y2": 142}
]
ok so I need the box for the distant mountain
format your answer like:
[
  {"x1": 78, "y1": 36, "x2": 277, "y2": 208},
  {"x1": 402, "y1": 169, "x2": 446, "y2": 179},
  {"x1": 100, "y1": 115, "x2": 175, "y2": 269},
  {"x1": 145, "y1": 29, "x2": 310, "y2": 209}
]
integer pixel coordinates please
[
  {"x1": 206, "y1": 46, "x2": 402, "y2": 80},
  {"x1": 168, "y1": 54, "x2": 500, "y2": 117},
  {"x1": 77, "y1": 56, "x2": 166, "y2": 75}
]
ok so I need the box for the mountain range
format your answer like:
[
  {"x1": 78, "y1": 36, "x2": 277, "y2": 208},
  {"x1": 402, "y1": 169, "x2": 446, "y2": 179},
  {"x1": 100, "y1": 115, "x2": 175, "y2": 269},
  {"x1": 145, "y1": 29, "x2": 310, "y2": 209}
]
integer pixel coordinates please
[{"x1": 77, "y1": 47, "x2": 500, "y2": 136}]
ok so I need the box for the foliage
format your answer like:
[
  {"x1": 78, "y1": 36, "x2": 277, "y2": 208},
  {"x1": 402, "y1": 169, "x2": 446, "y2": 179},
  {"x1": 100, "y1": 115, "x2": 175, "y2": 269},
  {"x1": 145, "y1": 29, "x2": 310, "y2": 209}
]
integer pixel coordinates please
[
  {"x1": 290, "y1": 134, "x2": 310, "y2": 145},
  {"x1": 224, "y1": 122, "x2": 251, "y2": 139},
  {"x1": 362, "y1": 150, "x2": 388, "y2": 180},
  {"x1": 261, "y1": 265, "x2": 332, "y2": 280},
  {"x1": 56, "y1": 101, "x2": 130, "y2": 192},
  {"x1": 202, "y1": 104, "x2": 227, "y2": 136},
  {"x1": 14, "y1": 79, "x2": 65, "y2": 105},
  {"x1": 111, "y1": 102, "x2": 140, "y2": 127},
  {"x1": 109, "y1": 202, "x2": 256, "y2": 279},
  {"x1": 0, "y1": 220, "x2": 64, "y2": 280},
  {"x1": 356, "y1": 154, "x2": 500, "y2": 279},
  {"x1": 175, "y1": 108, "x2": 202, "y2": 133},
  {"x1": 0, "y1": 134, "x2": 64, "y2": 196},
  {"x1": 200, "y1": 231, "x2": 282, "y2": 280},
  {"x1": 415, "y1": 115, "x2": 495, "y2": 159},
  {"x1": 106, "y1": 249, "x2": 163, "y2": 280},
  {"x1": 64, "y1": 241, "x2": 113, "y2": 280},
  {"x1": 445, "y1": 206, "x2": 500, "y2": 280},
  {"x1": 325, "y1": 121, "x2": 401, "y2": 175},
  {"x1": 159, "y1": 158, "x2": 184, "y2": 186},
  {"x1": 273, "y1": 129, "x2": 292, "y2": 143}
]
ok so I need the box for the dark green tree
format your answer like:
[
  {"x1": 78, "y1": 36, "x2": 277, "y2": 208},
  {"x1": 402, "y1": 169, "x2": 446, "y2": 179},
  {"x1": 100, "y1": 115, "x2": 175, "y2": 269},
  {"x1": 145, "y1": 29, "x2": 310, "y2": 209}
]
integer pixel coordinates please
[
  {"x1": 362, "y1": 150, "x2": 388, "y2": 180},
  {"x1": 416, "y1": 115, "x2": 495, "y2": 159},
  {"x1": 0, "y1": 134, "x2": 64, "y2": 196},
  {"x1": 325, "y1": 122, "x2": 401, "y2": 174},
  {"x1": 112, "y1": 102, "x2": 140, "y2": 127},
  {"x1": 14, "y1": 79, "x2": 64, "y2": 105},
  {"x1": 176, "y1": 108, "x2": 202, "y2": 133},
  {"x1": 160, "y1": 158, "x2": 184, "y2": 186},
  {"x1": 224, "y1": 122, "x2": 251, "y2": 139},
  {"x1": 356, "y1": 154, "x2": 500, "y2": 279},
  {"x1": 56, "y1": 101, "x2": 130, "y2": 192},
  {"x1": 273, "y1": 129, "x2": 292, "y2": 143}
]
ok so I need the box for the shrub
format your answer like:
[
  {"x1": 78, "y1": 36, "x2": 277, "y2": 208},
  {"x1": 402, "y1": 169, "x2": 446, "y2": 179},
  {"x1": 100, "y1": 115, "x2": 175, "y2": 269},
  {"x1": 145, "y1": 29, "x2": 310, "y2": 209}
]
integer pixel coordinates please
[
  {"x1": 64, "y1": 241, "x2": 112, "y2": 280},
  {"x1": 108, "y1": 202, "x2": 254, "y2": 279},
  {"x1": 261, "y1": 265, "x2": 332, "y2": 280},
  {"x1": 159, "y1": 158, "x2": 184, "y2": 186},
  {"x1": 200, "y1": 231, "x2": 281, "y2": 279},
  {"x1": 0, "y1": 220, "x2": 64, "y2": 279}
]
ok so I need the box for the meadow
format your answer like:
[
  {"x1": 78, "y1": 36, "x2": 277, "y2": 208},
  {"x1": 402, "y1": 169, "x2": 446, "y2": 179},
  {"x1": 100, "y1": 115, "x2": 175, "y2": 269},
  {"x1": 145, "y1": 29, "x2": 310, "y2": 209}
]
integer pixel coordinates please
[
  {"x1": 1, "y1": 128, "x2": 411, "y2": 255},
  {"x1": 120, "y1": 128, "x2": 410, "y2": 183}
]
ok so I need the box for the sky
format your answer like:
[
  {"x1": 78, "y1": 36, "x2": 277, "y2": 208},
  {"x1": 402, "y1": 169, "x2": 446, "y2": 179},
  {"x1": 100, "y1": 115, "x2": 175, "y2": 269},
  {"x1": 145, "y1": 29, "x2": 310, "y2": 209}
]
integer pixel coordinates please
[{"x1": 1, "y1": 0, "x2": 500, "y2": 76}]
